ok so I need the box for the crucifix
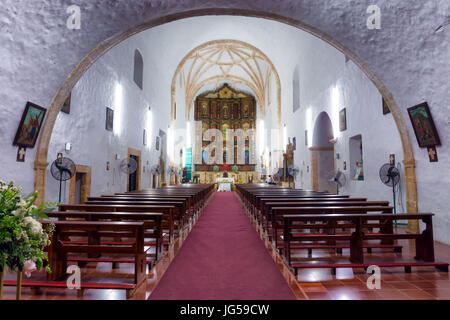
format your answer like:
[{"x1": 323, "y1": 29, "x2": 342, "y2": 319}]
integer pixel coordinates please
[
  {"x1": 16, "y1": 147, "x2": 26, "y2": 162},
  {"x1": 427, "y1": 146, "x2": 438, "y2": 162},
  {"x1": 389, "y1": 154, "x2": 395, "y2": 166}
]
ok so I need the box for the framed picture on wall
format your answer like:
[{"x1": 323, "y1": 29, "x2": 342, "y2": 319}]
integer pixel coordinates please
[
  {"x1": 339, "y1": 108, "x2": 347, "y2": 132},
  {"x1": 382, "y1": 97, "x2": 390, "y2": 115},
  {"x1": 13, "y1": 102, "x2": 47, "y2": 148},
  {"x1": 105, "y1": 107, "x2": 114, "y2": 131},
  {"x1": 407, "y1": 102, "x2": 441, "y2": 147},
  {"x1": 61, "y1": 93, "x2": 71, "y2": 114}
]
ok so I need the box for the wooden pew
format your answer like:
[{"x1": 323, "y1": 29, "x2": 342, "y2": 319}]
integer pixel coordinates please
[
  {"x1": 46, "y1": 211, "x2": 163, "y2": 262},
  {"x1": 282, "y1": 213, "x2": 449, "y2": 274},
  {"x1": 270, "y1": 206, "x2": 393, "y2": 247},
  {"x1": 261, "y1": 201, "x2": 389, "y2": 232},
  {"x1": 85, "y1": 200, "x2": 186, "y2": 232},
  {"x1": 45, "y1": 220, "x2": 146, "y2": 298},
  {"x1": 59, "y1": 204, "x2": 175, "y2": 242}
]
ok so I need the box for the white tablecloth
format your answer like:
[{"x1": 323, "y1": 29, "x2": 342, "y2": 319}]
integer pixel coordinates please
[{"x1": 217, "y1": 183, "x2": 231, "y2": 192}]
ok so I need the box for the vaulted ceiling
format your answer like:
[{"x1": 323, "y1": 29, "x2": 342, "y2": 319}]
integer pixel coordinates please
[{"x1": 174, "y1": 40, "x2": 278, "y2": 119}]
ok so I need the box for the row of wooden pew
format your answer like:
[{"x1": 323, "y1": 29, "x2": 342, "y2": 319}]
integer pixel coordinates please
[
  {"x1": 5, "y1": 184, "x2": 214, "y2": 298},
  {"x1": 236, "y1": 184, "x2": 448, "y2": 275}
]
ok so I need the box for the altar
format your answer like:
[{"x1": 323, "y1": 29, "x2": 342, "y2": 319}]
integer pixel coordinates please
[{"x1": 216, "y1": 177, "x2": 234, "y2": 192}]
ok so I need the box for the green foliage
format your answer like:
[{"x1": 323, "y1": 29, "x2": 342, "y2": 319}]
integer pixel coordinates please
[
  {"x1": 0, "y1": 180, "x2": 56, "y2": 273},
  {"x1": 213, "y1": 165, "x2": 220, "y2": 173}
]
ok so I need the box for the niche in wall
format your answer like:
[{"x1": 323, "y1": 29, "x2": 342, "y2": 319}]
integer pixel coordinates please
[{"x1": 349, "y1": 134, "x2": 364, "y2": 181}]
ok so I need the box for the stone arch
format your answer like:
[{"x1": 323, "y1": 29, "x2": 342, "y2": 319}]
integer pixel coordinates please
[{"x1": 33, "y1": 9, "x2": 418, "y2": 232}]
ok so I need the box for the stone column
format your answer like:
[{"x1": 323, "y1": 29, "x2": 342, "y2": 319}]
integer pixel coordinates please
[
  {"x1": 309, "y1": 148, "x2": 318, "y2": 191},
  {"x1": 403, "y1": 159, "x2": 419, "y2": 233},
  {"x1": 34, "y1": 160, "x2": 49, "y2": 204}
]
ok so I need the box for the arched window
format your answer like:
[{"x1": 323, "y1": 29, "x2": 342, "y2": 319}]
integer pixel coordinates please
[
  {"x1": 292, "y1": 66, "x2": 300, "y2": 112},
  {"x1": 133, "y1": 49, "x2": 143, "y2": 90}
]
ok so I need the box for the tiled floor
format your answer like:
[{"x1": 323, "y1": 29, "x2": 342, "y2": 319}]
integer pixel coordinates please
[
  {"x1": 2, "y1": 194, "x2": 449, "y2": 300},
  {"x1": 257, "y1": 218, "x2": 450, "y2": 300}
]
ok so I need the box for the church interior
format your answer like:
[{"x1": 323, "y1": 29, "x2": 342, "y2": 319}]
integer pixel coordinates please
[{"x1": 0, "y1": 1, "x2": 449, "y2": 304}]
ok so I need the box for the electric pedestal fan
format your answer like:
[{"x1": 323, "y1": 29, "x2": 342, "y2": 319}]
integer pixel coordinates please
[
  {"x1": 50, "y1": 156, "x2": 76, "y2": 203},
  {"x1": 379, "y1": 163, "x2": 400, "y2": 213}
]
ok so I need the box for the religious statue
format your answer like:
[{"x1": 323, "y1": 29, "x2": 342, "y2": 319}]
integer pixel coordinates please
[{"x1": 223, "y1": 105, "x2": 229, "y2": 118}]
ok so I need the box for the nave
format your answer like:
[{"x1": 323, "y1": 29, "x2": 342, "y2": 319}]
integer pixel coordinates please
[{"x1": 1, "y1": 185, "x2": 450, "y2": 300}]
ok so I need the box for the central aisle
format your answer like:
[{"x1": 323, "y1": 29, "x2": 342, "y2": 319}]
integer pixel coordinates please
[{"x1": 149, "y1": 192, "x2": 296, "y2": 300}]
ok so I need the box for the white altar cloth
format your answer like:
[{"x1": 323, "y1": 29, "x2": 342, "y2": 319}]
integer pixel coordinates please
[{"x1": 216, "y1": 177, "x2": 234, "y2": 192}]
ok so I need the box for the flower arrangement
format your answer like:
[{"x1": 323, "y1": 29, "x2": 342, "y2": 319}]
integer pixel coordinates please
[
  {"x1": 213, "y1": 165, "x2": 220, "y2": 173},
  {"x1": 0, "y1": 180, "x2": 57, "y2": 299}
]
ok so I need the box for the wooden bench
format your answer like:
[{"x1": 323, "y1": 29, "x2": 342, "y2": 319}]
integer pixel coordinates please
[
  {"x1": 86, "y1": 200, "x2": 186, "y2": 232},
  {"x1": 43, "y1": 220, "x2": 147, "y2": 298},
  {"x1": 47, "y1": 211, "x2": 163, "y2": 262},
  {"x1": 269, "y1": 206, "x2": 394, "y2": 249},
  {"x1": 59, "y1": 204, "x2": 175, "y2": 242},
  {"x1": 282, "y1": 213, "x2": 449, "y2": 274},
  {"x1": 3, "y1": 280, "x2": 136, "y2": 299},
  {"x1": 260, "y1": 200, "x2": 386, "y2": 231}
]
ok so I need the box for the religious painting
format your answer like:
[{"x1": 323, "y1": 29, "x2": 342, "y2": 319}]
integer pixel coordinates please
[
  {"x1": 61, "y1": 93, "x2": 71, "y2": 114},
  {"x1": 339, "y1": 108, "x2": 347, "y2": 132},
  {"x1": 105, "y1": 107, "x2": 114, "y2": 131},
  {"x1": 155, "y1": 136, "x2": 160, "y2": 151},
  {"x1": 13, "y1": 102, "x2": 47, "y2": 148},
  {"x1": 382, "y1": 97, "x2": 390, "y2": 115},
  {"x1": 407, "y1": 102, "x2": 441, "y2": 147}
]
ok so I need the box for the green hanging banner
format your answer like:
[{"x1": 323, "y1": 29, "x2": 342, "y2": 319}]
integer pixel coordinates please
[{"x1": 186, "y1": 147, "x2": 192, "y2": 181}]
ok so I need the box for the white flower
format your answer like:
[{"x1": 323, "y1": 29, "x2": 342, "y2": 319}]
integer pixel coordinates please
[
  {"x1": 23, "y1": 216, "x2": 43, "y2": 235},
  {"x1": 13, "y1": 207, "x2": 26, "y2": 218}
]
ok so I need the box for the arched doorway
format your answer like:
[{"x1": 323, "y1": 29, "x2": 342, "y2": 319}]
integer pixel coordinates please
[
  {"x1": 310, "y1": 112, "x2": 335, "y2": 193},
  {"x1": 32, "y1": 9, "x2": 419, "y2": 233}
]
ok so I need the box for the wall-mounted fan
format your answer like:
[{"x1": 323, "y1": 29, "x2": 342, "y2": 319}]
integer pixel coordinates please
[
  {"x1": 328, "y1": 170, "x2": 347, "y2": 194},
  {"x1": 288, "y1": 165, "x2": 300, "y2": 188},
  {"x1": 168, "y1": 166, "x2": 177, "y2": 176},
  {"x1": 379, "y1": 163, "x2": 400, "y2": 213},
  {"x1": 119, "y1": 158, "x2": 137, "y2": 175},
  {"x1": 151, "y1": 164, "x2": 161, "y2": 175},
  {"x1": 50, "y1": 156, "x2": 76, "y2": 203}
]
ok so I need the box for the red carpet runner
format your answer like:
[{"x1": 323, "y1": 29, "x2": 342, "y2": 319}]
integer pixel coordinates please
[{"x1": 149, "y1": 192, "x2": 296, "y2": 300}]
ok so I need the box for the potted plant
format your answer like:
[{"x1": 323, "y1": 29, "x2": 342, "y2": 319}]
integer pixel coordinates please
[{"x1": 0, "y1": 180, "x2": 56, "y2": 300}]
